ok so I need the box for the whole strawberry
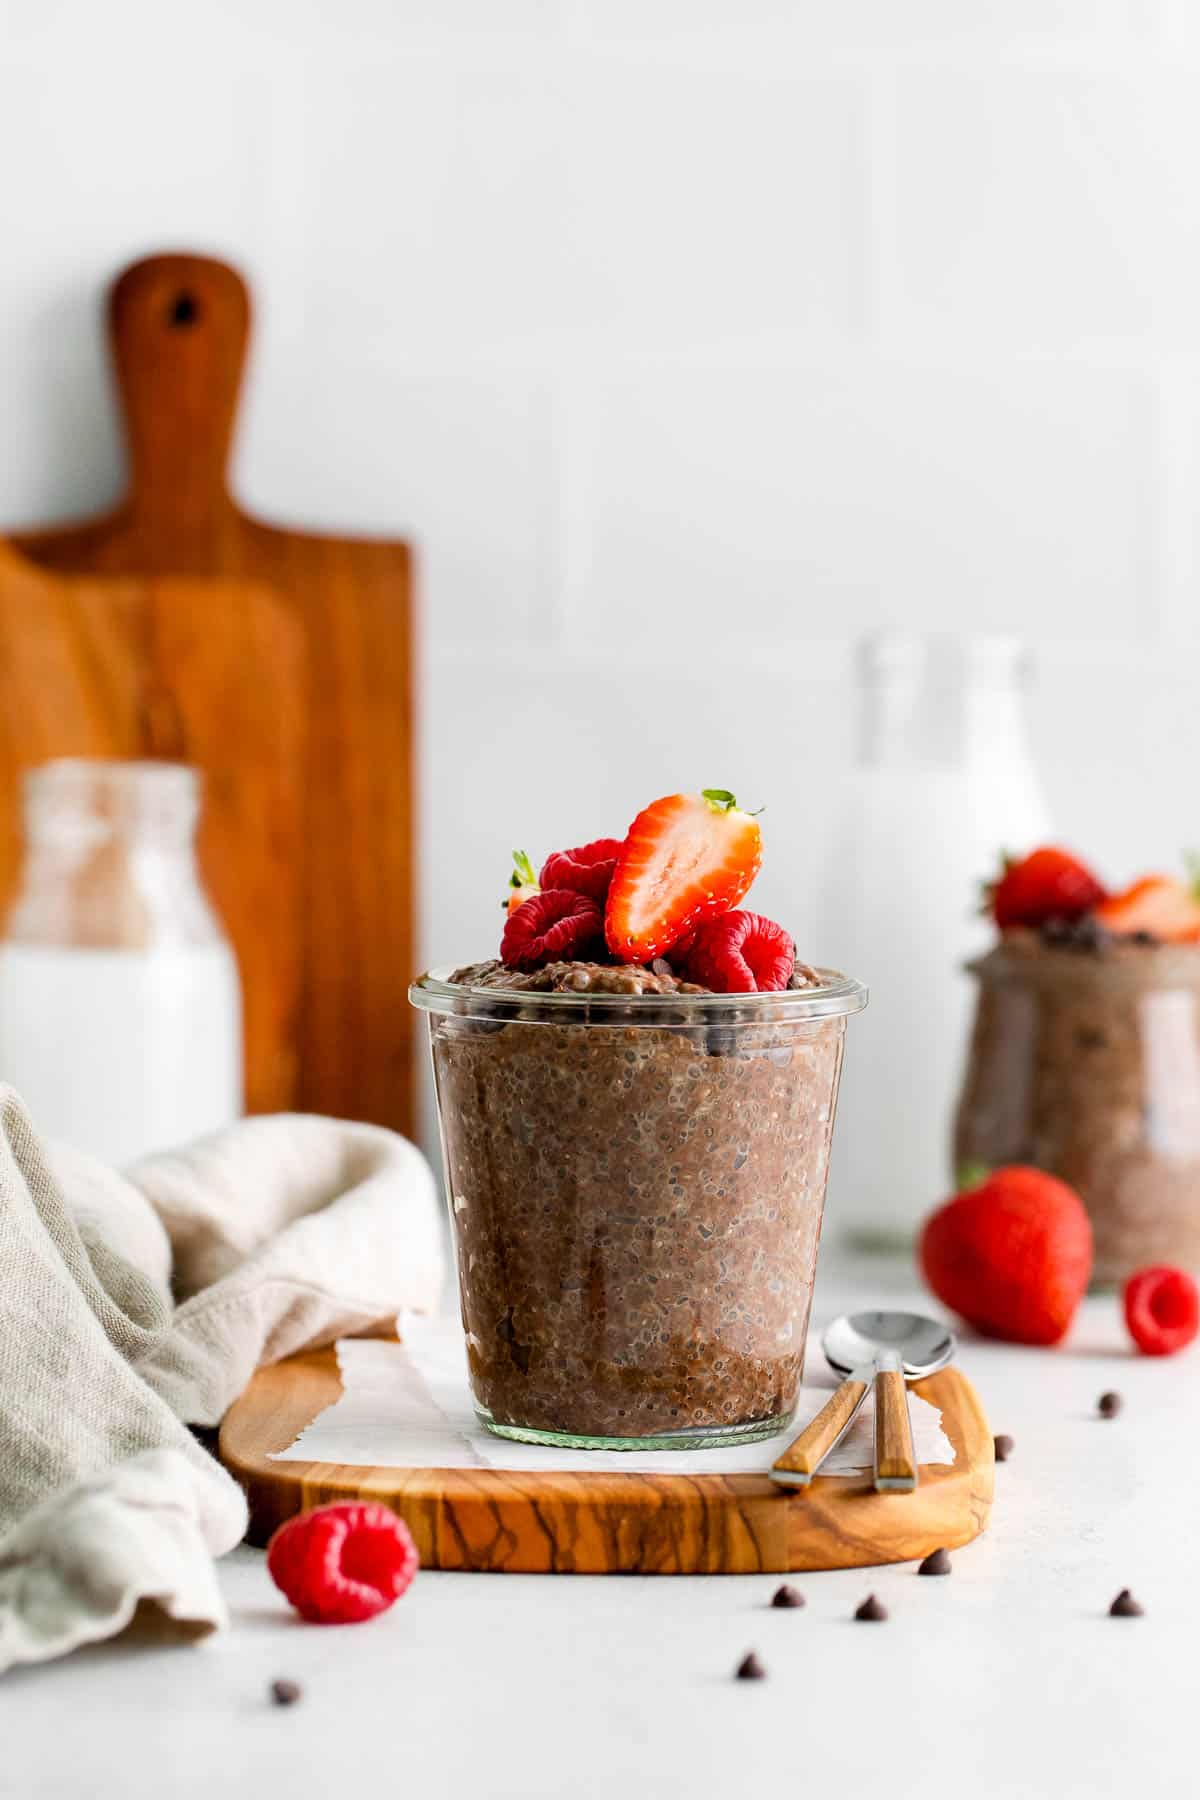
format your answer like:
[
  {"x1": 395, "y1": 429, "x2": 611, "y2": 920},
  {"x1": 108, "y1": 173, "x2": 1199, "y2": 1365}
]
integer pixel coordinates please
[
  {"x1": 988, "y1": 847, "x2": 1106, "y2": 930},
  {"x1": 919, "y1": 1166, "x2": 1093, "y2": 1346}
]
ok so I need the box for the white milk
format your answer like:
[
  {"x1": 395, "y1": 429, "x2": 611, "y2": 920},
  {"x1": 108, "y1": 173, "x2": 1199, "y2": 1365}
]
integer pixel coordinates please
[{"x1": 0, "y1": 942, "x2": 243, "y2": 1167}]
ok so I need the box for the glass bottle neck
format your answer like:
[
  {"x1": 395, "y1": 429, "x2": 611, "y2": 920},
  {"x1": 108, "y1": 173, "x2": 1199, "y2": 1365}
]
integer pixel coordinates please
[
  {"x1": 856, "y1": 635, "x2": 1033, "y2": 770},
  {"x1": 4, "y1": 759, "x2": 224, "y2": 950}
]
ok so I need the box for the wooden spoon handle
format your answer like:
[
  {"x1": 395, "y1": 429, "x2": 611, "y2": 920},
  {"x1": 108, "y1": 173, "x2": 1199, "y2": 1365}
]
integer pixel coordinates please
[
  {"x1": 873, "y1": 1366, "x2": 918, "y2": 1492},
  {"x1": 770, "y1": 1375, "x2": 869, "y2": 1488}
]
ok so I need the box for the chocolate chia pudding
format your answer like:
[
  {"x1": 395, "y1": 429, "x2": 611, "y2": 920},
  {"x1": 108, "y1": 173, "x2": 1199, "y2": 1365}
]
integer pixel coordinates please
[
  {"x1": 955, "y1": 930, "x2": 1200, "y2": 1283},
  {"x1": 411, "y1": 959, "x2": 867, "y2": 1447}
]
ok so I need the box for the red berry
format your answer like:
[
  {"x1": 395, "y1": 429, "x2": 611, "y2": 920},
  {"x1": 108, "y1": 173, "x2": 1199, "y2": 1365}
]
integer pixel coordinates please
[
  {"x1": 678, "y1": 911, "x2": 795, "y2": 993},
  {"x1": 267, "y1": 1502, "x2": 419, "y2": 1625},
  {"x1": 1123, "y1": 1265, "x2": 1200, "y2": 1356},
  {"x1": 605, "y1": 790, "x2": 763, "y2": 963},
  {"x1": 989, "y1": 846, "x2": 1106, "y2": 930},
  {"x1": 500, "y1": 888, "x2": 604, "y2": 970},
  {"x1": 539, "y1": 838, "x2": 624, "y2": 904},
  {"x1": 919, "y1": 1166, "x2": 1093, "y2": 1346}
]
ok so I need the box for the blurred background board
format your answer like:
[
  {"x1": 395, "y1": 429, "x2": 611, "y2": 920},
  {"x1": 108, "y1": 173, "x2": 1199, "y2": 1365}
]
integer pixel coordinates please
[
  {"x1": 14, "y1": 254, "x2": 417, "y2": 1137},
  {"x1": 0, "y1": 540, "x2": 306, "y2": 1116}
]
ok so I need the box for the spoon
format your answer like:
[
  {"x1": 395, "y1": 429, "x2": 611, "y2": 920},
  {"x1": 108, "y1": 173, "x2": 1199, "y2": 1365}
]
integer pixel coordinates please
[{"x1": 770, "y1": 1309, "x2": 956, "y2": 1494}]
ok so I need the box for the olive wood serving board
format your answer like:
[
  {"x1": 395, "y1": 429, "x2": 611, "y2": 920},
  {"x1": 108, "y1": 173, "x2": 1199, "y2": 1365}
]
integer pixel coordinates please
[
  {"x1": 219, "y1": 1348, "x2": 994, "y2": 1572},
  {"x1": 12, "y1": 252, "x2": 416, "y2": 1135}
]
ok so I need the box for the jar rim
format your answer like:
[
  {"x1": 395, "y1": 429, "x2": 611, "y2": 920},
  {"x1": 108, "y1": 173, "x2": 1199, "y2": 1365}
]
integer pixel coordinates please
[
  {"x1": 410, "y1": 965, "x2": 868, "y2": 1023},
  {"x1": 967, "y1": 941, "x2": 1200, "y2": 989}
]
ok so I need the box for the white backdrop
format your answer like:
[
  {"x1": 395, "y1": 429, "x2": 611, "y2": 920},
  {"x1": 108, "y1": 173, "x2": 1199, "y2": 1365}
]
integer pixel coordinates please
[{"x1": 2, "y1": 1, "x2": 1199, "y2": 1168}]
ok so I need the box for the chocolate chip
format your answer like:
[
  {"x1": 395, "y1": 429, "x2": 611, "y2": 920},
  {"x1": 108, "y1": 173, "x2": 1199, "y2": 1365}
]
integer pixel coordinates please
[
  {"x1": 270, "y1": 1679, "x2": 302, "y2": 1707},
  {"x1": 1098, "y1": 1391, "x2": 1122, "y2": 1419},
  {"x1": 1110, "y1": 1589, "x2": 1144, "y2": 1617},
  {"x1": 1039, "y1": 915, "x2": 1111, "y2": 952},
  {"x1": 770, "y1": 1583, "x2": 805, "y2": 1609},
  {"x1": 854, "y1": 1594, "x2": 888, "y2": 1622},
  {"x1": 735, "y1": 1651, "x2": 767, "y2": 1679},
  {"x1": 918, "y1": 1548, "x2": 952, "y2": 1576},
  {"x1": 994, "y1": 1433, "x2": 1014, "y2": 1462}
]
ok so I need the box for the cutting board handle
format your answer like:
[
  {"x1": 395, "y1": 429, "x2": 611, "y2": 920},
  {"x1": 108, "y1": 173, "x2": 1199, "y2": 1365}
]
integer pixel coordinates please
[{"x1": 109, "y1": 253, "x2": 250, "y2": 526}]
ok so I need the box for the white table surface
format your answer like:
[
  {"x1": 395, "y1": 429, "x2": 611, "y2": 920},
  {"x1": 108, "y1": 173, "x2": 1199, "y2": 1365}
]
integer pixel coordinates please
[{"x1": 6, "y1": 1262, "x2": 1196, "y2": 1800}]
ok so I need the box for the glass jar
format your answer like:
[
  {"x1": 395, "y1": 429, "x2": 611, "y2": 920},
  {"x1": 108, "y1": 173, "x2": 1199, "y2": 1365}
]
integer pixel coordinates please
[
  {"x1": 0, "y1": 758, "x2": 243, "y2": 1166},
  {"x1": 410, "y1": 968, "x2": 867, "y2": 1449},
  {"x1": 954, "y1": 939, "x2": 1200, "y2": 1284}
]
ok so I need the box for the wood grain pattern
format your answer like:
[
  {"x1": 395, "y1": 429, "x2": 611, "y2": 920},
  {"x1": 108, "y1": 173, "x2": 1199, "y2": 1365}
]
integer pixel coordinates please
[
  {"x1": 873, "y1": 1368, "x2": 918, "y2": 1493},
  {"x1": 0, "y1": 541, "x2": 306, "y2": 1112},
  {"x1": 770, "y1": 1375, "x2": 867, "y2": 1486},
  {"x1": 12, "y1": 252, "x2": 416, "y2": 1135},
  {"x1": 219, "y1": 1349, "x2": 995, "y2": 1573}
]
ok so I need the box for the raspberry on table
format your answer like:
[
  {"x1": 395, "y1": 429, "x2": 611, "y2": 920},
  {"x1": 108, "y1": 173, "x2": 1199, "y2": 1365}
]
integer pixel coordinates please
[
  {"x1": 267, "y1": 1502, "x2": 419, "y2": 1625},
  {"x1": 1123, "y1": 1266, "x2": 1200, "y2": 1357}
]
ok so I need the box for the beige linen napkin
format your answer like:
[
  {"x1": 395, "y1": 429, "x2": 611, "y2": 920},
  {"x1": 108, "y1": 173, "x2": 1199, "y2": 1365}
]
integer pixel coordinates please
[{"x1": 0, "y1": 1088, "x2": 443, "y2": 1674}]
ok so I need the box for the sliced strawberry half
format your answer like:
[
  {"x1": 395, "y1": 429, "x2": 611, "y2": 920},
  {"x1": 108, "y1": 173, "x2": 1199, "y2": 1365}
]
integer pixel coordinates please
[
  {"x1": 988, "y1": 846, "x2": 1106, "y2": 930},
  {"x1": 504, "y1": 849, "x2": 541, "y2": 916},
  {"x1": 604, "y1": 789, "x2": 763, "y2": 964},
  {"x1": 539, "y1": 837, "x2": 624, "y2": 904},
  {"x1": 1095, "y1": 873, "x2": 1200, "y2": 943}
]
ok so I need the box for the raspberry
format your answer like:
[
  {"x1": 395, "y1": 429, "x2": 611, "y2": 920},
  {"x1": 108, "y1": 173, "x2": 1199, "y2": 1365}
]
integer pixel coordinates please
[
  {"x1": 500, "y1": 888, "x2": 604, "y2": 970},
  {"x1": 919, "y1": 1166, "x2": 1092, "y2": 1346},
  {"x1": 1123, "y1": 1265, "x2": 1200, "y2": 1356},
  {"x1": 266, "y1": 1502, "x2": 419, "y2": 1624},
  {"x1": 539, "y1": 838, "x2": 624, "y2": 904},
  {"x1": 678, "y1": 911, "x2": 795, "y2": 993}
]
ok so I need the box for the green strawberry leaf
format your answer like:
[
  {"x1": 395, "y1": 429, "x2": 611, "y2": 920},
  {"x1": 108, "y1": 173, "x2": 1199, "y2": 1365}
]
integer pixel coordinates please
[{"x1": 509, "y1": 849, "x2": 538, "y2": 889}]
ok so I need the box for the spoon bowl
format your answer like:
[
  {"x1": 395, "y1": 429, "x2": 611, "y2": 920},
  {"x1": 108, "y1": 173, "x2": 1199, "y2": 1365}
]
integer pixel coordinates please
[{"x1": 823, "y1": 1309, "x2": 956, "y2": 1382}]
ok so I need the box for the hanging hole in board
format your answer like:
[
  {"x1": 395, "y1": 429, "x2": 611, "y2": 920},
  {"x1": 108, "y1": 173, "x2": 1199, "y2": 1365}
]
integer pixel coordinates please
[{"x1": 167, "y1": 291, "x2": 200, "y2": 329}]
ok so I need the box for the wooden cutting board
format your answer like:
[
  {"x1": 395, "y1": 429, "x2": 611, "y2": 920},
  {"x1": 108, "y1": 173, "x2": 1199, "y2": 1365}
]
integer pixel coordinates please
[
  {"x1": 12, "y1": 253, "x2": 416, "y2": 1135},
  {"x1": 219, "y1": 1349, "x2": 994, "y2": 1572},
  {"x1": 0, "y1": 541, "x2": 307, "y2": 1113}
]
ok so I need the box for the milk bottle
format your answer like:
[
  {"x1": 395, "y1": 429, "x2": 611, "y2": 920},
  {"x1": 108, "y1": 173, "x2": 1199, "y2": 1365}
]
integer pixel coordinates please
[
  {"x1": 0, "y1": 760, "x2": 242, "y2": 1167},
  {"x1": 822, "y1": 636, "x2": 1051, "y2": 1248}
]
